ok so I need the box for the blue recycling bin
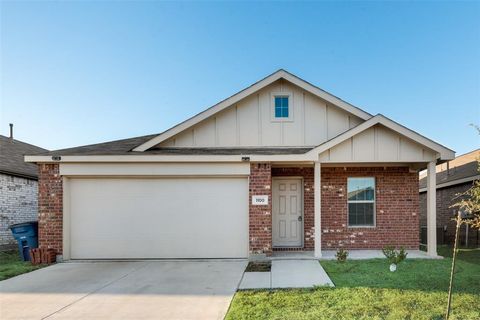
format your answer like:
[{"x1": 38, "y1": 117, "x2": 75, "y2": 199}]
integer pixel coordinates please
[{"x1": 9, "y1": 221, "x2": 39, "y2": 261}]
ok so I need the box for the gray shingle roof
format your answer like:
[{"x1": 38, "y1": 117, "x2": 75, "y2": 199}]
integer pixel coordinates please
[
  {"x1": 31, "y1": 133, "x2": 313, "y2": 156},
  {"x1": 0, "y1": 135, "x2": 48, "y2": 179},
  {"x1": 34, "y1": 134, "x2": 159, "y2": 156},
  {"x1": 419, "y1": 149, "x2": 479, "y2": 190}
]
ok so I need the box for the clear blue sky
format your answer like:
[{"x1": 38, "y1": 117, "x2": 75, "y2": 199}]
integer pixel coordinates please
[{"x1": 1, "y1": 1, "x2": 479, "y2": 154}]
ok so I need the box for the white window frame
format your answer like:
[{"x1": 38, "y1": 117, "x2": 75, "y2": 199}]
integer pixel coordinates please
[
  {"x1": 347, "y1": 177, "x2": 376, "y2": 228},
  {"x1": 270, "y1": 92, "x2": 293, "y2": 122}
]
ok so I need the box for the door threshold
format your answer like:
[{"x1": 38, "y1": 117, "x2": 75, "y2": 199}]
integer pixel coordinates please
[{"x1": 271, "y1": 250, "x2": 315, "y2": 260}]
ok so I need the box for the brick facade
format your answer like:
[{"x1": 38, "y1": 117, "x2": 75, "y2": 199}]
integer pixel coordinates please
[
  {"x1": 36, "y1": 162, "x2": 421, "y2": 257},
  {"x1": 321, "y1": 167, "x2": 419, "y2": 249},
  {"x1": 420, "y1": 182, "x2": 479, "y2": 246},
  {"x1": 38, "y1": 164, "x2": 63, "y2": 254},
  {"x1": 271, "y1": 167, "x2": 314, "y2": 250},
  {"x1": 249, "y1": 163, "x2": 272, "y2": 255},
  {"x1": 0, "y1": 173, "x2": 38, "y2": 250}
]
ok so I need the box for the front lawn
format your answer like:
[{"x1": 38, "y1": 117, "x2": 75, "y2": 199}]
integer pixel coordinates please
[
  {"x1": 0, "y1": 250, "x2": 45, "y2": 281},
  {"x1": 226, "y1": 246, "x2": 480, "y2": 319}
]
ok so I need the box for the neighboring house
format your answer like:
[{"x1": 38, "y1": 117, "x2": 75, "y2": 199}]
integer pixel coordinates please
[
  {"x1": 0, "y1": 132, "x2": 47, "y2": 250},
  {"x1": 419, "y1": 149, "x2": 480, "y2": 247},
  {"x1": 25, "y1": 70, "x2": 454, "y2": 260}
]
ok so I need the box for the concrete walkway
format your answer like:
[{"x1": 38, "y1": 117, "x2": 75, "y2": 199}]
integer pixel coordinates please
[
  {"x1": 0, "y1": 260, "x2": 247, "y2": 320},
  {"x1": 239, "y1": 260, "x2": 334, "y2": 290}
]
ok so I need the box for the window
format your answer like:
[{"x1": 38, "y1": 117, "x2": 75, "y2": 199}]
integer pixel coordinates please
[
  {"x1": 347, "y1": 177, "x2": 375, "y2": 227},
  {"x1": 274, "y1": 96, "x2": 289, "y2": 118}
]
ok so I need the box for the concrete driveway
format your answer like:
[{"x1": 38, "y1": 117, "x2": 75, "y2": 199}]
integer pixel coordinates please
[{"x1": 0, "y1": 260, "x2": 247, "y2": 320}]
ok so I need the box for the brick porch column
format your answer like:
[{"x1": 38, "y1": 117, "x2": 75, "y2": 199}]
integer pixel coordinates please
[{"x1": 249, "y1": 163, "x2": 272, "y2": 256}]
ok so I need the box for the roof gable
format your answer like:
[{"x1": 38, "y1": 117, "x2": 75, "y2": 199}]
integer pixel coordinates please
[
  {"x1": 306, "y1": 114, "x2": 455, "y2": 161},
  {"x1": 133, "y1": 69, "x2": 372, "y2": 152}
]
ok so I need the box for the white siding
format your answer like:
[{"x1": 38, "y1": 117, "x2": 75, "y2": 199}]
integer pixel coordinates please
[
  {"x1": 304, "y1": 93, "x2": 327, "y2": 145},
  {"x1": 158, "y1": 80, "x2": 363, "y2": 148},
  {"x1": 216, "y1": 107, "x2": 237, "y2": 146},
  {"x1": 319, "y1": 125, "x2": 438, "y2": 162},
  {"x1": 327, "y1": 105, "x2": 350, "y2": 139}
]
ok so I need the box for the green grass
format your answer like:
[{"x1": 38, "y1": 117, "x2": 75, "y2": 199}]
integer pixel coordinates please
[
  {"x1": 226, "y1": 246, "x2": 480, "y2": 320},
  {"x1": 0, "y1": 250, "x2": 46, "y2": 281}
]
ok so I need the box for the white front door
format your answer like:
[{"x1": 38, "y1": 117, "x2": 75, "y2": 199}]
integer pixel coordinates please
[{"x1": 272, "y1": 178, "x2": 303, "y2": 247}]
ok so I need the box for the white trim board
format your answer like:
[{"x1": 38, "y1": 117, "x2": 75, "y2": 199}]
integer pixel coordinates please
[{"x1": 59, "y1": 162, "x2": 250, "y2": 176}]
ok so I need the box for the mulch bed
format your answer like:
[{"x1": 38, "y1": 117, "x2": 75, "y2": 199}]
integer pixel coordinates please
[{"x1": 245, "y1": 261, "x2": 271, "y2": 272}]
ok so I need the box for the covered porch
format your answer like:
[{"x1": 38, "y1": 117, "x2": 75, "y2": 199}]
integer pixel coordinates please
[
  {"x1": 247, "y1": 116, "x2": 453, "y2": 259},
  {"x1": 248, "y1": 160, "x2": 441, "y2": 259}
]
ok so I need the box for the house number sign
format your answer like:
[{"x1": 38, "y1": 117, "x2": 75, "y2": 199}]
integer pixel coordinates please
[{"x1": 252, "y1": 195, "x2": 269, "y2": 205}]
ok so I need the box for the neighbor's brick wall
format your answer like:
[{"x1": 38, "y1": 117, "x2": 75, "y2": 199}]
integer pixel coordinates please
[
  {"x1": 249, "y1": 163, "x2": 272, "y2": 255},
  {"x1": 38, "y1": 164, "x2": 63, "y2": 254},
  {"x1": 0, "y1": 173, "x2": 38, "y2": 250},
  {"x1": 321, "y1": 167, "x2": 419, "y2": 249},
  {"x1": 420, "y1": 182, "x2": 478, "y2": 245},
  {"x1": 271, "y1": 167, "x2": 314, "y2": 250}
]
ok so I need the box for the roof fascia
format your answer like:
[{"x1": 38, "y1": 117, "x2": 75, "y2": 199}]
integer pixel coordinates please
[
  {"x1": 133, "y1": 70, "x2": 372, "y2": 152},
  {"x1": 419, "y1": 174, "x2": 480, "y2": 193},
  {"x1": 132, "y1": 71, "x2": 285, "y2": 152},
  {"x1": 306, "y1": 114, "x2": 455, "y2": 161}
]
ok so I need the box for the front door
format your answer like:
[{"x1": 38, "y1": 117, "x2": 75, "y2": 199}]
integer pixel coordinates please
[{"x1": 272, "y1": 178, "x2": 303, "y2": 247}]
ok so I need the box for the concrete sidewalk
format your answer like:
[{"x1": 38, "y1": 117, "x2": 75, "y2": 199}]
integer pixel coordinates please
[{"x1": 239, "y1": 260, "x2": 334, "y2": 289}]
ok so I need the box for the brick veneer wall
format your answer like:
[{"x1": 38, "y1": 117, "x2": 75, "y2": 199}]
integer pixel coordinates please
[
  {"x1": 0, "y1": 173, "x2": 38, "y2": 249},
  {"x1": 249, "y1": 163, "x2": 272, "y2": 255},
  {"x1": 271, "y1": 167, "x2": 314, "y2": 250},
  {"x1": 420, "y1": 182, "x2": 478, "y2": 245},
  {"x1": 321, "y1": 167, "x2": 419, "y2": 249},
  {"x1": 38, "y1": 164, "x2": 63, "y2": 254}
]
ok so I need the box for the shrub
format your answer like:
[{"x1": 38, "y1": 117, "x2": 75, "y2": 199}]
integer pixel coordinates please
[
  {"x1": 335, "y1": 248, "x2": 349, "y2": 263},
  {"x1": 382, "y1": 245, "x2": 407, "y2": 265}
]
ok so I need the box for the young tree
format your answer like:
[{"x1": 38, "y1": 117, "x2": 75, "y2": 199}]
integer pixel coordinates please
[
  {"x1": 446, "y1": 125, "x2": 479, "y2": 320},
  {"x1": 450, "y1": 124, "x2": 480, "y2": 229}
]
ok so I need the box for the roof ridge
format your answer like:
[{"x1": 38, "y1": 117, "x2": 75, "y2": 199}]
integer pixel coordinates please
[{"x1": 0, "y1": 135, "x2": 48, "y2": 152}]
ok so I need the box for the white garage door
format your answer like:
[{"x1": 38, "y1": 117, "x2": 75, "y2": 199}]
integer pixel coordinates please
[{"x1": 68, "y1": 178, "x2": 248, "y2": 259}]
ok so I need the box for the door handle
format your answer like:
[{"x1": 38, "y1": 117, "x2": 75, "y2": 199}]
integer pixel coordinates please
[{"x1": 298, "y1": 216, "x2": 302, "y2": 222}]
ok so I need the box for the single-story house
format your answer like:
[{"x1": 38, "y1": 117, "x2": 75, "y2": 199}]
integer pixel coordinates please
[
  {"x1": 0, "y1": 128, "x2": 47, "y2": 250},
  {"x1": 25, "y1": 70, "x2": 454, "y2": 260},
  {"x1": 419, "y1": 149, "x2": 479, "y2": 246}
]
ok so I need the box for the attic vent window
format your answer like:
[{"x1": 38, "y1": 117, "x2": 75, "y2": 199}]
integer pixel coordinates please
[{"x1": 274, "y1": 96, "x2": 289, "y2": 118}]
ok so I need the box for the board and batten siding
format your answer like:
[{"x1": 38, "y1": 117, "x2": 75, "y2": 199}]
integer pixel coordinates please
[
  {"x1": 319, "y1": 125, "x2": 438, "y2": 163},
  {"x1": 158, "y1": 80, "x2": 363, "y2": 148}
]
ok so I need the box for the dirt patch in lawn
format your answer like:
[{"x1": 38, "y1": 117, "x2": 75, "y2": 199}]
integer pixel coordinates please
[{"x1": 245, "y1": 261, "x2": 271, "y2": 272}]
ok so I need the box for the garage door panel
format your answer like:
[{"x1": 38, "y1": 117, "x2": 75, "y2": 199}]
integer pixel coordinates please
[{"x1": 69, "y1": 178, "x2": 248, "y2": 259}]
